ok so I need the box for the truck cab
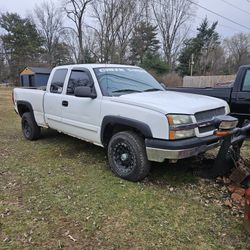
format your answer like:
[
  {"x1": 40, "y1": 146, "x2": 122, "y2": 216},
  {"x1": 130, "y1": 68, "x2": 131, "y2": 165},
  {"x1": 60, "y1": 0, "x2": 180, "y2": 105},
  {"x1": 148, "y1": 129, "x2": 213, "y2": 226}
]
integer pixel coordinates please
[{"x1": 230, "y1": 65, "x2": 250, "y2": 121}]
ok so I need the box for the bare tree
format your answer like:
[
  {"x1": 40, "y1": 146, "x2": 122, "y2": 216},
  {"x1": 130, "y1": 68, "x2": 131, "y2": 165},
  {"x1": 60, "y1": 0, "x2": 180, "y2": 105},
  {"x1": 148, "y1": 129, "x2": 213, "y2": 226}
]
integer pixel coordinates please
[
  {"x1": 224, "y1": 33, "x2": 250, "y2": 72},
  {"x1": 64, "y1": 0, "x2": 93, "y2": 63},
  {"x1": 34, "y1": 0, "x2": 64, "y2": 66},
  {"x1": 63, "y1": 29, "x2": 80, "y2": 63},
  {"x1": 116, "y1": 0, "x2": 142, "y2": 63},
  {"x1": 83, "y1": 27, "x2": 99, "y2": 62},
  {"x1": 152, "y1": 0, "x2": 195, "y2": 69},
  {"x1": 90, "y1": 0, "x2": 141, "y2": 63},
  {"x1": 91, "y1": 0, "x2": 122, "y2": 63}
]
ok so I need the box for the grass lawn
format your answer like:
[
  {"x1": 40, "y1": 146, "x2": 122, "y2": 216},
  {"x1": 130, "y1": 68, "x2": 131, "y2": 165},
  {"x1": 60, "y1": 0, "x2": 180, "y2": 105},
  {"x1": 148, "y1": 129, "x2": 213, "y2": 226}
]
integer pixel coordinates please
[{"x1": 0, "y1": 87, "x2": 250, "y2": 249}]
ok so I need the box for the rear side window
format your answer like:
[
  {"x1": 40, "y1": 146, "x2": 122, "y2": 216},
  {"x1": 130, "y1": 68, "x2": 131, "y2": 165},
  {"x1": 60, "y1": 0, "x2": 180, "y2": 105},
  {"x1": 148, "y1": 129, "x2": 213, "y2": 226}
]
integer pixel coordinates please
[
  {"x1": 67, "y1": 70, "x2": 92, "y2": 95},
  {"x1": 50, "y1": 69, "x2": 68, "y2": 94},
  {"x1": 242, "y1": 69, "x2": 250, "y2": 91}
]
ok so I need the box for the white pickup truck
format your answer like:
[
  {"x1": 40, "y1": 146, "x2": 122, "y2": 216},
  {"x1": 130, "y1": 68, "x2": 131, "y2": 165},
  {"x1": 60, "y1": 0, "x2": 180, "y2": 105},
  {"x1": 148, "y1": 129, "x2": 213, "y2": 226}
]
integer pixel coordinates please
[{"x1": 13, "y1": 64, "x2": 240, "y2": 181}]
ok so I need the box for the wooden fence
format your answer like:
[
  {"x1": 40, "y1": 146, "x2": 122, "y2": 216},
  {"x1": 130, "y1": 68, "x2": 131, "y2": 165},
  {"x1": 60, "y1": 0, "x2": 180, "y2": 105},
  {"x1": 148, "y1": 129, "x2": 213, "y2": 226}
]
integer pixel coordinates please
[{"x1": 183, "y1": 75, "x2": 236, "y2": 87}]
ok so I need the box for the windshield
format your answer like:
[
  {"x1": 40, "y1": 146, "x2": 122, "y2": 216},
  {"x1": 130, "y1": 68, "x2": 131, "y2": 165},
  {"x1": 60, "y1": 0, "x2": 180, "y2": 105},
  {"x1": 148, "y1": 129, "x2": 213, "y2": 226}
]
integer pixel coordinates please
[{"x1": 93, "y1": 67, "x2": 164, "y2": 96}]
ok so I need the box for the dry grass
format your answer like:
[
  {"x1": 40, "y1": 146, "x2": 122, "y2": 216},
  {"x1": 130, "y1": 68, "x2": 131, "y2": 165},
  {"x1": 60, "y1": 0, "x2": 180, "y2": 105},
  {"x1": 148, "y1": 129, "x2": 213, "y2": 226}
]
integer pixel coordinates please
[{"x1": 158, "y1": 72, "x2": 183, "y2": 87}]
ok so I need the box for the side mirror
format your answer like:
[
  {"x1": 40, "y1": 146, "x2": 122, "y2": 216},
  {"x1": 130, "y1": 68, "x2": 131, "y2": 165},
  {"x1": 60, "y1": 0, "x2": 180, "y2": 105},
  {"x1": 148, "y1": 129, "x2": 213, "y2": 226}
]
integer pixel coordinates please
[{"x1": 74, "y1": 86, "x2": 97, "y2": 99}]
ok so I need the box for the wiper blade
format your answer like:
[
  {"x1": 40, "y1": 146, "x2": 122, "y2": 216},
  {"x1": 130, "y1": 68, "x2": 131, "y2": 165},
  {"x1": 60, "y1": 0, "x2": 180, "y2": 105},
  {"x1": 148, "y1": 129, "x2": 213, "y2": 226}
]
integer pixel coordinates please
[
  {"x1": 112, "y1": 89, "x2": 142, "y2": 93},
  {"x1": 143, "y1": 88, "x2": 164, "y2": 92}
]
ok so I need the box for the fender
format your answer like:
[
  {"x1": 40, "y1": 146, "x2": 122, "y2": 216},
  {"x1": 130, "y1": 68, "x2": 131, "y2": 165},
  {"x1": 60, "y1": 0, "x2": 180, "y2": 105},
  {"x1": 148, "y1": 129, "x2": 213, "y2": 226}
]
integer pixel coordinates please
[
  {"x1": 101, "y1": 115, "x2": 153, "y2": 144},
  {"x1": 16, "y1": 101, "x2": 34, "y2": 118}
]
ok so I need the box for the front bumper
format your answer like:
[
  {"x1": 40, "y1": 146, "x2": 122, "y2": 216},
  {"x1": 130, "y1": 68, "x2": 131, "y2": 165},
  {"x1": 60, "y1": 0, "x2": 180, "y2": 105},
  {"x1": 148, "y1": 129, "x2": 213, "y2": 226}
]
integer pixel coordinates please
[
  {"x1": 145, "y1": 135, "x2": 222, "y2": 162},
  {"x1": 146, "y1": 123, "x2": 250, "y2": 162}
]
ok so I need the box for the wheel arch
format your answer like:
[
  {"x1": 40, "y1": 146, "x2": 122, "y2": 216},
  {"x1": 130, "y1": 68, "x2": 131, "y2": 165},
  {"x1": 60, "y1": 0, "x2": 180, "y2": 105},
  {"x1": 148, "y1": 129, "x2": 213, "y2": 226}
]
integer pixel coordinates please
[
  {"x1": 101, "y1": 116, "x2": 153, "y2": 147},
  {"x1": 16, "y1": 101, "x2": 34, "y2": 118}
]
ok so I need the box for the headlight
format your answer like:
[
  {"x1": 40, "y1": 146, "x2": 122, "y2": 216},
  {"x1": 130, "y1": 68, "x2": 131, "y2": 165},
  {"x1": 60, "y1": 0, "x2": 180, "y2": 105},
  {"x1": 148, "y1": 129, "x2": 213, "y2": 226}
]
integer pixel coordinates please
[
  {"x1": 167, "y1": 114, "x2": 193, "y2": 125},
  {"x1": 167, "y1": 114, "x2": 195, "y2": 140}
]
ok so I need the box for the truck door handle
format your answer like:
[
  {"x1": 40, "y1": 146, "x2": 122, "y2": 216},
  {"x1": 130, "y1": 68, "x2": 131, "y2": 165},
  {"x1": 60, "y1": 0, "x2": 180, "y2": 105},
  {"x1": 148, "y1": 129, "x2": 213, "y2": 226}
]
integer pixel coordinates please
[{"x1": 62, "y1": 100, "x2": 68, "y2": 107}]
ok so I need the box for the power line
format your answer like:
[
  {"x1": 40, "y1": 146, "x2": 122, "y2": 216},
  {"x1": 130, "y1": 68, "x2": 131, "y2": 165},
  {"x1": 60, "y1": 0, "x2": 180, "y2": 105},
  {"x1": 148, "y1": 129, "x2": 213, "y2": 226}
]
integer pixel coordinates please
[
  {"x1": 151, "y1": 0, "x2": 247, "y2": 34},
  {"x1": 219, "y1": 0, "x2": 250, "y2": 16},
  {"x1": 195, "y1": 15, "x2": 243, "y2": 33},
  {"x1": 186, "y1": 0, "x2": 250, "y2": 31}
]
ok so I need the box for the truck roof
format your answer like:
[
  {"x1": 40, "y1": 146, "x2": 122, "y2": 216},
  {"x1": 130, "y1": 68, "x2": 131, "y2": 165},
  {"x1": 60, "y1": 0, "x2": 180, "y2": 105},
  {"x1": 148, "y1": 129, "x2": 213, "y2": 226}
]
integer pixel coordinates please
[
  {"x1": 54, "y1": 64, "x2": 140, "y2": 70},
  {"x1": 240, "y1": 65, "x2": 250, "y2": 69}
]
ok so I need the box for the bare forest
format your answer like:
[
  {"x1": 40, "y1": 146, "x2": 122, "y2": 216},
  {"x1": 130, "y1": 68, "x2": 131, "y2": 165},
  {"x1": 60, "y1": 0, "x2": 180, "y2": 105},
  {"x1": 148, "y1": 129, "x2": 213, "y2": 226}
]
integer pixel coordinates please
[{"x1": 0, "y1": 0, "x2": 250, "y2": 85}]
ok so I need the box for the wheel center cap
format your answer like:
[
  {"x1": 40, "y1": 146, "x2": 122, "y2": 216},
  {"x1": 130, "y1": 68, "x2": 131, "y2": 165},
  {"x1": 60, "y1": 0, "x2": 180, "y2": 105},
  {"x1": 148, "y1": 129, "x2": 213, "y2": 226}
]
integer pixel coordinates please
[{"x1": 121, "y1": 153, "x2": 128, "y2": 161}]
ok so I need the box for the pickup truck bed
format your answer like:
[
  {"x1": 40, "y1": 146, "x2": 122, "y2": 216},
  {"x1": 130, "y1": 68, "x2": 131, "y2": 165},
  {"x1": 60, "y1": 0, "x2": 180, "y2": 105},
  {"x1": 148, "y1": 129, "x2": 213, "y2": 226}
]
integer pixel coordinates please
[
  {"x1": 14, "y1": 88, "x2": 46, "y2": 126},
  {"x1": 169, "y1": 86, "x2": 233, "y2": 104}
]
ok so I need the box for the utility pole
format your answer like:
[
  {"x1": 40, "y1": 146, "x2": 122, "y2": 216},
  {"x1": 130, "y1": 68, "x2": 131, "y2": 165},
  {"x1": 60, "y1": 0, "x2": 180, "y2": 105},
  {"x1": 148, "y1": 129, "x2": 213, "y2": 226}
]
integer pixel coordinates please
[{"x1": 190, "y1": 53, "x2": 194, "y2": 76}]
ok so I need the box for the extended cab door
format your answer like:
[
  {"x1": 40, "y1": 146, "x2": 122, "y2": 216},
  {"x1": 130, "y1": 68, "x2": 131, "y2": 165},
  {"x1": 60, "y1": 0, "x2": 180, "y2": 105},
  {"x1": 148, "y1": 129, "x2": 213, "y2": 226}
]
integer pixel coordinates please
[
  {"x1": 232, "y1": 68, "x2": 250, "y2": 116},
  {"x1": 60, "y1": 68, "x2": 102, "y2": 144},
  {"x1": 44, "y1": 68, "x2": 68, "y2": 131}
]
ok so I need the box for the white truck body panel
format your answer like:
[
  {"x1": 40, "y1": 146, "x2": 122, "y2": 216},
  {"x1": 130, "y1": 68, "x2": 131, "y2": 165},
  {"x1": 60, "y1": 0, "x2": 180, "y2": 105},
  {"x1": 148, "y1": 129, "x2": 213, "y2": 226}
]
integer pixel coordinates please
[
  {"x1": 100, "y1": 97, "x2": 169, "y2": 140},
  {"x1": 44, "y1": 92, "x2": 64, "y2": 130},
  {"x1": 60, "y1": 94, "x2": 102, "y2": 144},
  {"x1": 113, "y1": 91, "x2": 227, "y2": 115},
  {"x1": 13, "y1": 88, "x2": 46, "y2": 126}
]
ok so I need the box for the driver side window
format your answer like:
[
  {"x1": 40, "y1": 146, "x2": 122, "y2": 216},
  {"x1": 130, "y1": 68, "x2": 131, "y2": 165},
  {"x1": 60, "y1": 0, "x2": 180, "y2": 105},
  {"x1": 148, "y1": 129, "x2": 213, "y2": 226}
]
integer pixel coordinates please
[
  {"x1": 50, "y1": 69, "x2": 68, "y2": 94},
  {"x1": 242, "y1": 69, "x2": 250, "y2": 91},
  {"x1": 67, "y1": 70, "x2": 92, "y2": 95}
]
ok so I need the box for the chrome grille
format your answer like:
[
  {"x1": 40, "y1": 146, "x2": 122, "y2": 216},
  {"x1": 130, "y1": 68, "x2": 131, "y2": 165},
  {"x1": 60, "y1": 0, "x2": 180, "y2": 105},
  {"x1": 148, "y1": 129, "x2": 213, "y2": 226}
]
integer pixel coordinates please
[{"x1": 195, "y1": 107, "x2": 225, "y2": 133}]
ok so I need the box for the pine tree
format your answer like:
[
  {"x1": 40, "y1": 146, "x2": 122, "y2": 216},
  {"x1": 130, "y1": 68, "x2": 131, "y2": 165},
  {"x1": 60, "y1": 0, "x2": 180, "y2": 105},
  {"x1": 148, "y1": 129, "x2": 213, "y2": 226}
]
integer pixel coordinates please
[
  {"x1": 130, "y1": 21, "x2": 160, "y2": 64},
  {"x1": 178, "y1": 18, "x2": 220, "y2": 76},
  {"x1": 0, "y1": 13, "x2": 44, "y2": 82}
]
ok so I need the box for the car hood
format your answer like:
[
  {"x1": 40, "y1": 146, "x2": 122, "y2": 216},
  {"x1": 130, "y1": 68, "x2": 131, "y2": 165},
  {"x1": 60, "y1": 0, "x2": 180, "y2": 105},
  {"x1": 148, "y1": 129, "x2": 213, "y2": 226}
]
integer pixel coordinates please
[{"x1": 110, "y1": 91, "x2": 228, "y2": 114}]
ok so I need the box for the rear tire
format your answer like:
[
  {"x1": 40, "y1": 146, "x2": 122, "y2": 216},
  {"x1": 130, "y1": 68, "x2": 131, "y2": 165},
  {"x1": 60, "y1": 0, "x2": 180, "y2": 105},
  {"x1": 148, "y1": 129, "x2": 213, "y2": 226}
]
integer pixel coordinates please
[
  {"x1": 21, "y1": 112, "x2": 41, "y2": 140},
  {"x1": 107, "y1": 131, "x2": 150, "y2": 181}
]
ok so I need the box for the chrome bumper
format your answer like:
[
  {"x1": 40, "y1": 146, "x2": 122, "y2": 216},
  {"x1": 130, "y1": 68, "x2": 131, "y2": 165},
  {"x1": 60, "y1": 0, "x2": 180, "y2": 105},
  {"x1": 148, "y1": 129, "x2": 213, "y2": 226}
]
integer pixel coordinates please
[{"x1": 146, "y1": 141, "x2": 221, "y2": 162}]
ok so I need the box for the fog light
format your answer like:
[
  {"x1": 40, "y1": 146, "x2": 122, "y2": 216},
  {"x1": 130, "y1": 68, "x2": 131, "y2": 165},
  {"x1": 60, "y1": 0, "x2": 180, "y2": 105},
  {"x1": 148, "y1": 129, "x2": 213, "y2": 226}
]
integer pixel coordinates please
[
  {"x1": 214, "y1": 116, "x2": 238, "y2": 137},
  {"x1": 219, "y1": 120, "x2": 238, "y2": 130},
  {"x1": 169, "y1": 129, "x2": 195, "y2": 140},
  {"x1": 214, "y1": 115, "x2": 238, "y2": 130}
]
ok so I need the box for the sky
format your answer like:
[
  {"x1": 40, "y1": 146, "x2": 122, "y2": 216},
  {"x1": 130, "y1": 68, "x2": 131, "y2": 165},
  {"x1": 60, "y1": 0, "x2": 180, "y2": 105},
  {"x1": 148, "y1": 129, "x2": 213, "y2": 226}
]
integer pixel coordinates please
[{"x1": 0, "y1": 0, "x2": 250, "y2": 39}]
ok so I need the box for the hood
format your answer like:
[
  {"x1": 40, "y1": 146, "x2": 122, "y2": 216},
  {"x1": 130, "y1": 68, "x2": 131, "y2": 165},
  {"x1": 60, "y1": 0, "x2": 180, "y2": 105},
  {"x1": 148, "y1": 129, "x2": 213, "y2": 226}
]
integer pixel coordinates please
[{"x1": 110, "y1": 91, "x2": 228, "y2": 115}]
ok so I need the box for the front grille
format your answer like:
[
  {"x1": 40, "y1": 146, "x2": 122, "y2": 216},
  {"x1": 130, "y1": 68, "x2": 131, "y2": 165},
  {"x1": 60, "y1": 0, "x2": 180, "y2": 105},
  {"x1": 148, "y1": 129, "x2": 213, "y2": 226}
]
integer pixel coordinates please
[{"x1": 195, "y1": 107, "x2": 225, "y2": 133}]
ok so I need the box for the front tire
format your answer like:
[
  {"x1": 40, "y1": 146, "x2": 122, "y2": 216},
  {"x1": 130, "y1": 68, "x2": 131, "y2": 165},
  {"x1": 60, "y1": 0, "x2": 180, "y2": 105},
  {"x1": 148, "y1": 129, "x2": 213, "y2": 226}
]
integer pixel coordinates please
[
  {"x1": 21, "y1": 112, "x2": 41, "y2": 140},
  {"x1": 107, "y1": 131, "x2": 150, "y2": 181}
]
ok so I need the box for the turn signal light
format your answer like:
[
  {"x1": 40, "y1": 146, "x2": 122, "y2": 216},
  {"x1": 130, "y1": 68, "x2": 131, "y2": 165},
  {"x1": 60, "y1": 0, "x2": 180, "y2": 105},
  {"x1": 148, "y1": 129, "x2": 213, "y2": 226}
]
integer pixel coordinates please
[{"x1": 214, "y1": 130, "x2": 231, "y2": 137}]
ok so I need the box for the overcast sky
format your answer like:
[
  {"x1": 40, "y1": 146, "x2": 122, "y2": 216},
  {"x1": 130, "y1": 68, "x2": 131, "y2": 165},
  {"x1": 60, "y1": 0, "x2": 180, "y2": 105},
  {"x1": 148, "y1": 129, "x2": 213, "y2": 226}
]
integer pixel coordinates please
[{"x1": 0, "y1": 0, "x2": 249, "y2": 38}]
